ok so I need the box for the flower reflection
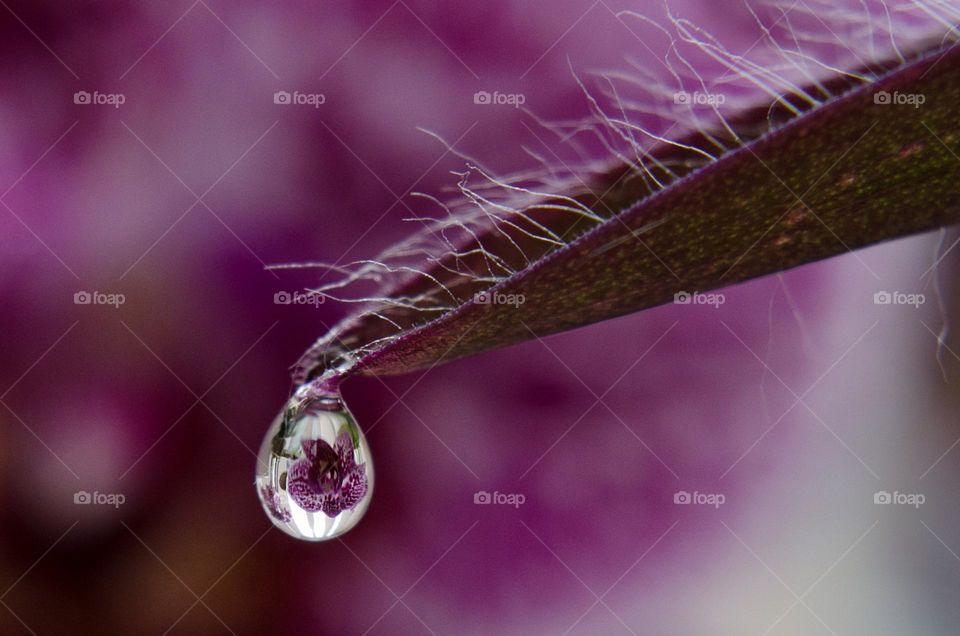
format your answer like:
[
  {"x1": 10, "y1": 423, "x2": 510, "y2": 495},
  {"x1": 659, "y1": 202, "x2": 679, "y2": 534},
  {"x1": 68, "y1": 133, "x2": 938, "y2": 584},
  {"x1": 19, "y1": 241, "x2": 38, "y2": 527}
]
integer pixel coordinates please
[{"x1": 287, "y1": 430, "x2": 368, "y2": 517}]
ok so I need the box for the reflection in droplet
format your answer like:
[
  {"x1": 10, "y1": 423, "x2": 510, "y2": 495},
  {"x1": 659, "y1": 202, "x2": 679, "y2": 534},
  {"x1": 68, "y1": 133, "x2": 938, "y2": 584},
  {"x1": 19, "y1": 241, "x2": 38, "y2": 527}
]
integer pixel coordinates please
[{"x1": 256, "y1": 381, "x2": 373, "y2": 540}]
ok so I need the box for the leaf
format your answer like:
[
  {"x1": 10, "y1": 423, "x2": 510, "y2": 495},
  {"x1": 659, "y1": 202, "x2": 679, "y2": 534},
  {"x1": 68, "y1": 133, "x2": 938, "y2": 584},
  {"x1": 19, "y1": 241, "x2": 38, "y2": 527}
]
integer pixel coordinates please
[{"x1": 295, "y1": 28, "x2": 960, "y2": 381}]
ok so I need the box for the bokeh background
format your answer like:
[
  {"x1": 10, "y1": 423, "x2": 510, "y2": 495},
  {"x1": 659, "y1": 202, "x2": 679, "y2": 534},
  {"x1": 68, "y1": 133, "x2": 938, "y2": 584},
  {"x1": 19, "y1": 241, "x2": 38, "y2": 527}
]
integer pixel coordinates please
[{"x1": 2, "y1": 1, "x2": 960, "y2": 634}]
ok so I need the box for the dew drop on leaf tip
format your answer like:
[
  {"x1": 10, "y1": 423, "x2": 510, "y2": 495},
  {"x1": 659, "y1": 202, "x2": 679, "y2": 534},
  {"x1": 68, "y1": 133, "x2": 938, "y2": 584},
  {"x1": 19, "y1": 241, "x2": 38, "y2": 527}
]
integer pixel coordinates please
[{"x1": 255, "y1": 376, "x2": 374, "y2": 541}]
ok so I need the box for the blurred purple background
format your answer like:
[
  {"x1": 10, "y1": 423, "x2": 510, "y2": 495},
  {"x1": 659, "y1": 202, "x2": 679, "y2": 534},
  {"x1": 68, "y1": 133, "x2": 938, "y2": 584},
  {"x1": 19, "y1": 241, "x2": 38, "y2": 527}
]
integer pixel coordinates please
[{"x1": 2, "y1": 1, "x2": 960, "y2": 634}]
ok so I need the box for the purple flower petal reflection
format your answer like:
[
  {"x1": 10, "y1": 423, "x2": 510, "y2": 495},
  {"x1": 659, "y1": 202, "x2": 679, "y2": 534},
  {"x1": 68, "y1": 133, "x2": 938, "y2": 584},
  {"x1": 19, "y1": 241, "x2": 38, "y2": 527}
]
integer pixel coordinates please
[
  {"x1": 258, "y1": 483, "x2": 292, "y2": 523},
  {"x1": 287, "y1": 431, "x2": 368, "y2": 517}
]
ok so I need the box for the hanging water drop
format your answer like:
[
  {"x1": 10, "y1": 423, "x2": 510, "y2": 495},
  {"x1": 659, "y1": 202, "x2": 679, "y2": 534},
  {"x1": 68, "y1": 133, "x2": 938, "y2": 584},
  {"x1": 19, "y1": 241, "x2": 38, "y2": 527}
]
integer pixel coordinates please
[{"x1": 255, "y1": 380, "x2": 373, "y2": 541}]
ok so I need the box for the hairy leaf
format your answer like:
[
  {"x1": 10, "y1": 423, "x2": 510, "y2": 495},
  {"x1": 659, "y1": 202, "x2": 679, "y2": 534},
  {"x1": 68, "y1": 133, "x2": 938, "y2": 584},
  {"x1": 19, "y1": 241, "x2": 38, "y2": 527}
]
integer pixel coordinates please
[{"x1": 293, "y1": 20, "x2": 960, "y2": 381}]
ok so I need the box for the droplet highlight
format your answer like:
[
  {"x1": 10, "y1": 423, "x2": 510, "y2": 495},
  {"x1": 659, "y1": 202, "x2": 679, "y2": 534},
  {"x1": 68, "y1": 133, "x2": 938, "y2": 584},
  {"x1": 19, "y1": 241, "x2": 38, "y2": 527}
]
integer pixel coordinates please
[{"x1": 256, "y1": 382, "x2": 373, "y2": 540}]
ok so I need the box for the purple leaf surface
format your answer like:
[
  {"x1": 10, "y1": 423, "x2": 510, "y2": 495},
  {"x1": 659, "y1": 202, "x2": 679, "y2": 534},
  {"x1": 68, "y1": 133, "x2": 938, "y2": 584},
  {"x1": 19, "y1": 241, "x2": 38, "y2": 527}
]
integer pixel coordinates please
[{"x1": 296, "y1": 35, "x2": 960, "y2": 380}]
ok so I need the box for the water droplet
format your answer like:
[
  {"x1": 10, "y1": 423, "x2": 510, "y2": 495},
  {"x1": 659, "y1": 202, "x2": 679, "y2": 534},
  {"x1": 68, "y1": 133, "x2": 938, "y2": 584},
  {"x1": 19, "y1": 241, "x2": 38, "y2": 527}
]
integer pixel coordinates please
[
  {"x1": 255, "y1": 381, "x2": 373, "y2": 541},
  {"x1": 784, "y1": 206, "x2": 808, "y2": 227},
  {"x1": 838, "y1": 172, "x2": 857, "y2": 188},
  {"x1": 898, "y1": 141, "x2": 924, "y2": 158}
]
